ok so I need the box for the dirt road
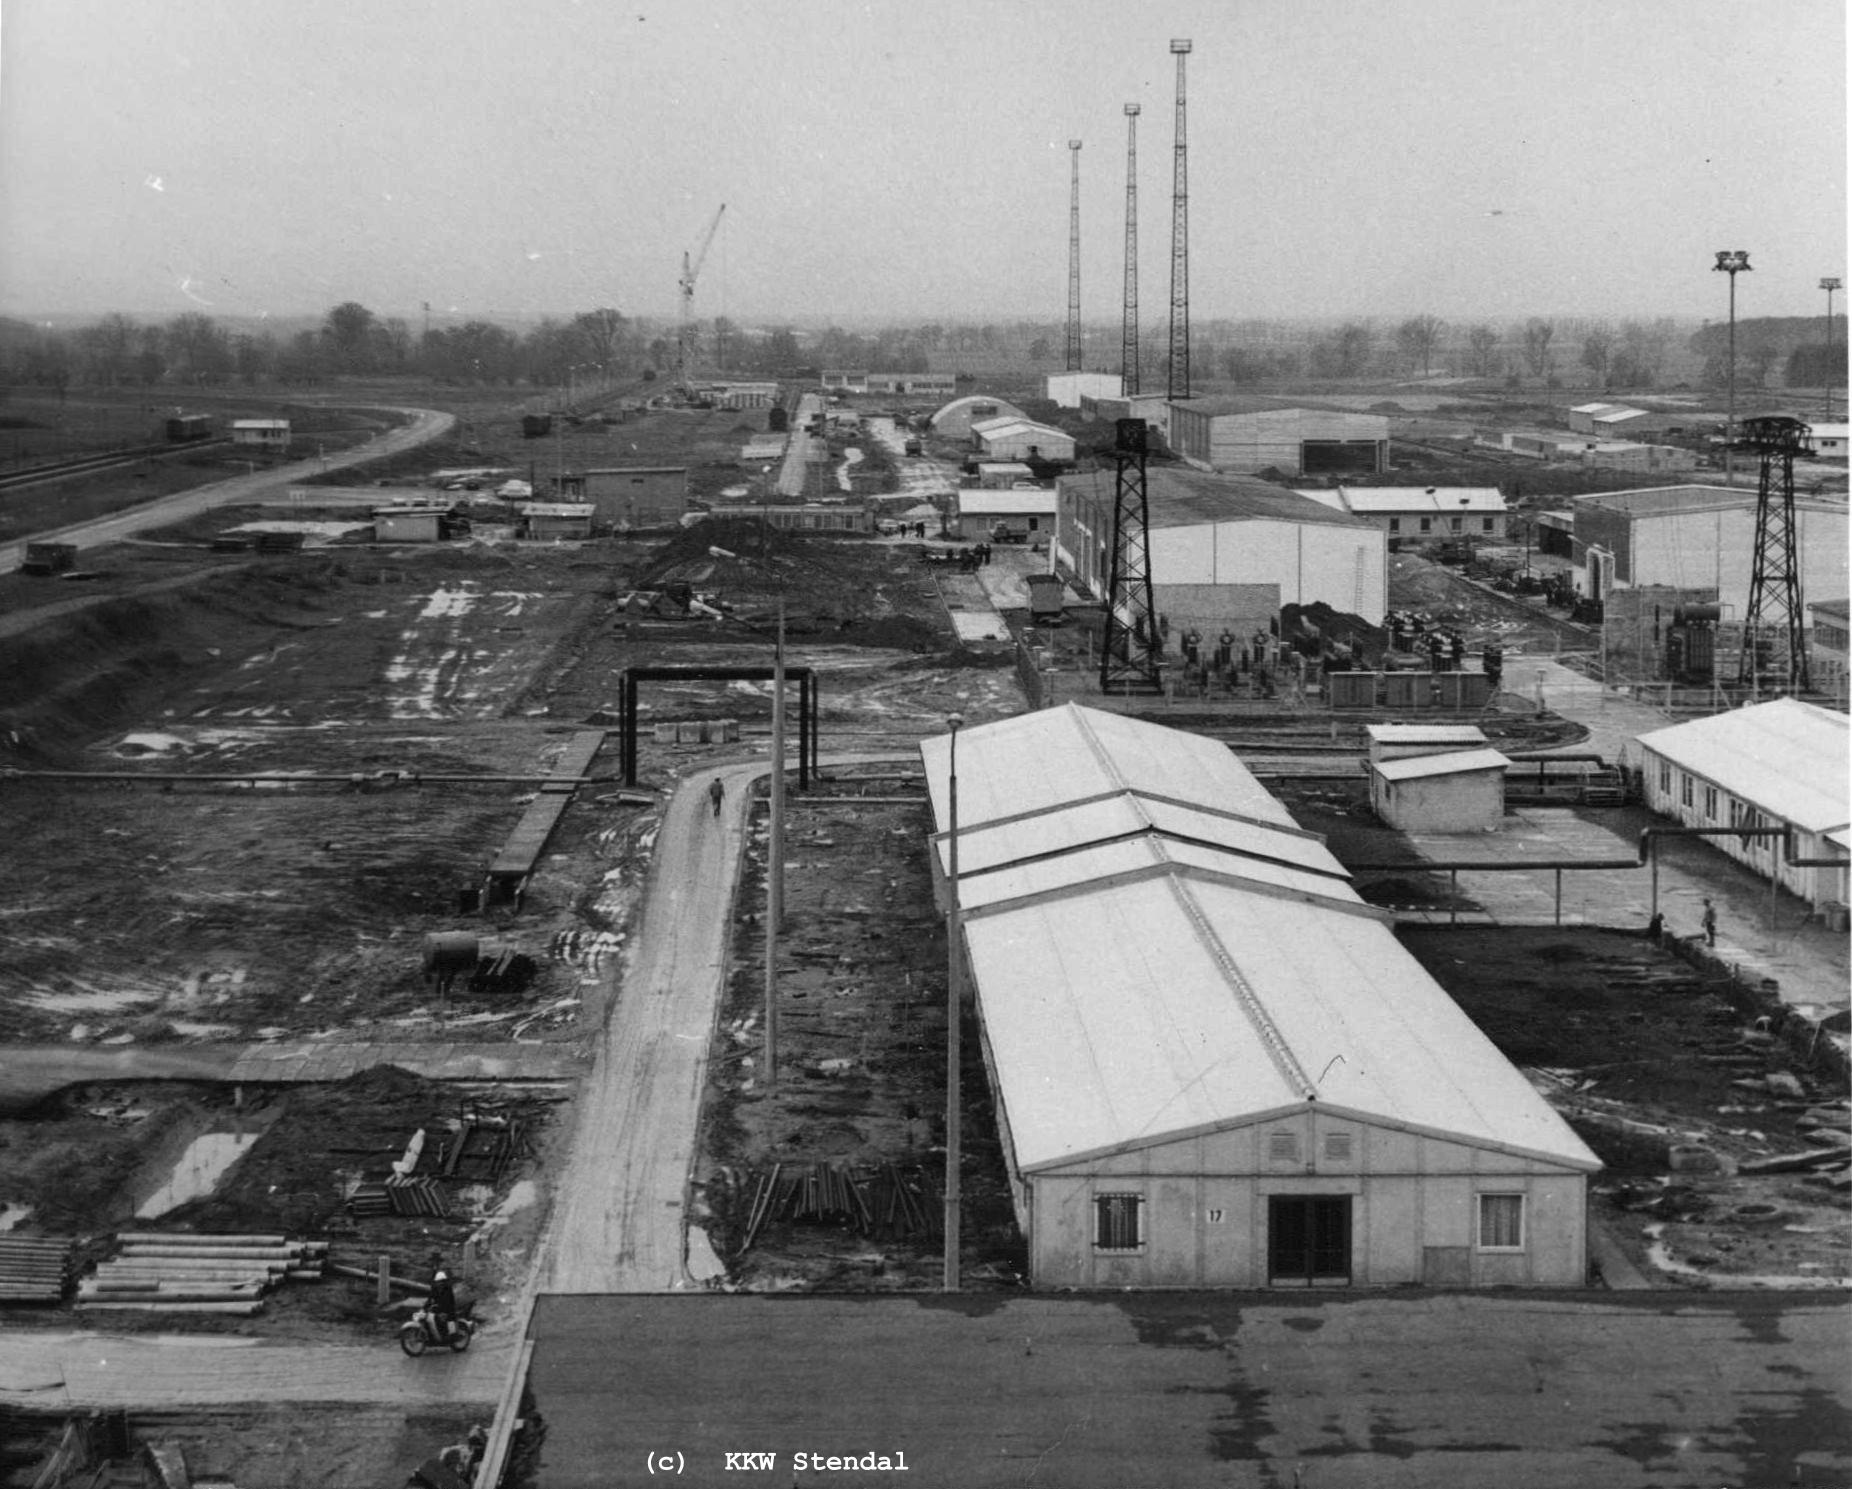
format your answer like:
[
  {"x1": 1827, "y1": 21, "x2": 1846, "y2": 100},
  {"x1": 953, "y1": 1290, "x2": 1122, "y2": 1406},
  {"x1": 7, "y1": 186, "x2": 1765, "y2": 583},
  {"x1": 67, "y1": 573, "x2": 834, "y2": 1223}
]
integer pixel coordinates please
[{"x1": 0, "y1": 405, "x2": 454, "y2": 573}]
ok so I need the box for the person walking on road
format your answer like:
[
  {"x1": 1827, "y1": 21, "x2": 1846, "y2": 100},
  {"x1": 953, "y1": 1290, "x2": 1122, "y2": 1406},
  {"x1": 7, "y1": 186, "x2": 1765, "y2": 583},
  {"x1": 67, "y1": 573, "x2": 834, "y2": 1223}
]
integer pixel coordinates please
[
  {"x1": 709, "y1": 778, "x2": 725, "y2": 818},
  {"x1": 1702, "y1": 897, "x2": 1718, "y2": 947}
]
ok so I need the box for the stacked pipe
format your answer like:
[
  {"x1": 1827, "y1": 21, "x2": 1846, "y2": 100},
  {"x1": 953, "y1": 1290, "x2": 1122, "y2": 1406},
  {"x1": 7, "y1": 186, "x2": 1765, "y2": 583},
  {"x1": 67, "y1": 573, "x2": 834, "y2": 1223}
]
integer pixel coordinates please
[
  {"x1": 0, "y1": 1235, "x2": 77, "y2": 1303},
  {"x1": 78, "y1": 1232, "x2": 326, "y2": 1314},
  {"x1": 734, "y1": 1161, "x2": 940, "y2": 1254}
]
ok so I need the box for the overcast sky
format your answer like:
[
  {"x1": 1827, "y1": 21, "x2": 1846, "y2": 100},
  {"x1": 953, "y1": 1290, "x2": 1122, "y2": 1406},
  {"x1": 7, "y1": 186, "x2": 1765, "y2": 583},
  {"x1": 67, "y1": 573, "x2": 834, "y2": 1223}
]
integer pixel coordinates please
[{"x1": 1, "y1": 0, "x2": 1844, "y2": 328}]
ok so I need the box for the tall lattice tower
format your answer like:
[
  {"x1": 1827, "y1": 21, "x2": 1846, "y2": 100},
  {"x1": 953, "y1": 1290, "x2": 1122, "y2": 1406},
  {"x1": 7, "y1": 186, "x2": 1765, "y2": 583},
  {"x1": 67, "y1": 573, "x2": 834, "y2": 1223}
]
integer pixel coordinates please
[
  {"x1": 1736, "y1": 415, "x2": 1813, "y2": 694},
  {"x1": 1166, "y1": 38, "x2": 1193, "y2": 402},
  {"x1": 1065, "y1": 140, "x2": 1083, "y2": 372},
  {"x1": 1099, "y1": 419, "x2": 1163, "y2": 695},
  {"x1": 1120, "y1": 104, "x2": 1141, "y2": 397}
]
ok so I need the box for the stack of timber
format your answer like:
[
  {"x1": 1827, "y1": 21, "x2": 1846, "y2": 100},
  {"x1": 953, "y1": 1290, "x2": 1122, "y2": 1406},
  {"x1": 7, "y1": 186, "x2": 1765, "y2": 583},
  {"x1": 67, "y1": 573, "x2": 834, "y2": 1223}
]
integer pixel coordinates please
[
  {"x1": 441, "y1": 1105, "x2": 530, "y2": 1184},
  {"x1": 730, "y1": 1161, "x2": 940, "y2": 1255},
  {"x1": 0, "y1": 1235, "x2": 77, "y2": 1303},
  {"x1": 78, "y1": 1232, "x2": 326, "y2": 1315}
]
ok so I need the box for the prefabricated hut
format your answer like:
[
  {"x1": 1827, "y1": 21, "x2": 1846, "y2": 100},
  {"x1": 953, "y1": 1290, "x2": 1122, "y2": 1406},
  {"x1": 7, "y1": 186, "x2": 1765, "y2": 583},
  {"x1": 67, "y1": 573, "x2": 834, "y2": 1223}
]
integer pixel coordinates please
[
  {"x1": 1369, "y1": 748, "x2": 1512, "y2": 833},
  {"x1": 920, "y1": 704, "x2": 1598, "y2": 1290},
  {"x1": 1636, "y1": 698, "x2": 1850, "y2": 911}
]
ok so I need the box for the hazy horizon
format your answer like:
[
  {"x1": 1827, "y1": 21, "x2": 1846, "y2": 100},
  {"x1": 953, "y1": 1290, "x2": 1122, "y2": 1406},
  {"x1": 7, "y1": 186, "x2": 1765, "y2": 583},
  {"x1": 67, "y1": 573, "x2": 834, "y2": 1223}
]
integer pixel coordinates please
[{"x1": 2, "y1": 0, "x2": 1843, "y2": 327}]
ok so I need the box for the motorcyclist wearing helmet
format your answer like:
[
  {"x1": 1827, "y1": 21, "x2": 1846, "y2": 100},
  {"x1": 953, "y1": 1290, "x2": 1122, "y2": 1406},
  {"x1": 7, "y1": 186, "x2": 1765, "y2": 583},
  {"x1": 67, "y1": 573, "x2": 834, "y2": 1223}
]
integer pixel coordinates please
[{"x1": 428, "y1": 1265, "x2": 459, "y2": 1342}]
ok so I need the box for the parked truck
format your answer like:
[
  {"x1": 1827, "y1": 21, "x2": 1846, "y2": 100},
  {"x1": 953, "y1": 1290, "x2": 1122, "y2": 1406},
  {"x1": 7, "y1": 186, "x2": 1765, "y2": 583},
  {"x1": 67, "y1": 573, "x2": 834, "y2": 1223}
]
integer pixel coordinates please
[{"x1": 20, "y1": 542, "x2": 77, "y2": 576}]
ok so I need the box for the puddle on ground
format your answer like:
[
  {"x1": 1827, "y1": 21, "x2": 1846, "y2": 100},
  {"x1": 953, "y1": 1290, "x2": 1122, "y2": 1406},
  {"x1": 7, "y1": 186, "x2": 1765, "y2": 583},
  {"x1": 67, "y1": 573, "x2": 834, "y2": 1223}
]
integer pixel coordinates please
[
  {"x1": 0, "y1": 1203, "x2": 32, "y2": 1231},
  {"x1": 135, "y1": 1132, "x2": 261, "y2": 1219}
]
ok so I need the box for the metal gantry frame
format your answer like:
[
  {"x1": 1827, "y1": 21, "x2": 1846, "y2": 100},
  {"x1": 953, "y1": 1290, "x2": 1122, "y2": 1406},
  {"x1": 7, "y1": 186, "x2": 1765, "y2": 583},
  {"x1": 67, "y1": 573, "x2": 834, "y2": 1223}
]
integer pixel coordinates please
[
  {"x1": 1099, "y1": 419, "x2": 1163, "y2": 694},
  {"x1": 1735, "y1": 415, "x2": 1813, "y2": 694},
  {"x1": 617, "y1": 666, "x2": 817, "y2": 786}
]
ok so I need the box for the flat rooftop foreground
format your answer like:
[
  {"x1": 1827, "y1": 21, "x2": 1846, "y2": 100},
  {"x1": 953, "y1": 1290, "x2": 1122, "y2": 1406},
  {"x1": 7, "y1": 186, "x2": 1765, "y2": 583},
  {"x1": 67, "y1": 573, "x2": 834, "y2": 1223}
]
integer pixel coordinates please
[{"x1": 524, "y1": 1292, "x2": 1850, "y2": 1488}]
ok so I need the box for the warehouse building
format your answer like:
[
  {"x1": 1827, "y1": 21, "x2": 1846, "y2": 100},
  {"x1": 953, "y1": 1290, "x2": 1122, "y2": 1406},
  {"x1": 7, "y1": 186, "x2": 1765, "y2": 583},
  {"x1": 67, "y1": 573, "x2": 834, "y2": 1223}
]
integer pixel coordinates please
[
  {"x1": 1809, "y1": 600, "x2": 1849, "y2": 701},
  {"x1": 1046, "y1": 371, "x2": 1124, "y2": 409},
  {"x1": 930, "y1": 395, "x2": 1027, "y2": 440},
  {"x1": 1636, "y1": 699, "x2": 1850, "y2": 912},
  {"x1": 1169, "y1": 399, "x2": 1389, "y2": 477},
  {"x1": 919, "y1": 705, "x2": 1598, "y2": 1290},
  {"x1": 1567, "y1": 485, "x2": 1848, "y2": 616},
  {"x1": 1295, "y1": 486, "x2": 1509, "y2": 545},
  {"x1": 1055, "y1": 466, "x2": 1388, "y2": 624},
  {"x1": 970, "y1": 416, "x2": 1076, "y2": 463}
]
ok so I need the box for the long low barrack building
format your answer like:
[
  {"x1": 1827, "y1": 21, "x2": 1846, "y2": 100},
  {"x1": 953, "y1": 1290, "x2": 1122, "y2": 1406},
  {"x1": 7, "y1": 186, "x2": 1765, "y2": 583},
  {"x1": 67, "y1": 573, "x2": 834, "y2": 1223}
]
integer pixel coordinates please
[{"x1": 920, "y1": 704, "x2": 1598, "y2": 1290}]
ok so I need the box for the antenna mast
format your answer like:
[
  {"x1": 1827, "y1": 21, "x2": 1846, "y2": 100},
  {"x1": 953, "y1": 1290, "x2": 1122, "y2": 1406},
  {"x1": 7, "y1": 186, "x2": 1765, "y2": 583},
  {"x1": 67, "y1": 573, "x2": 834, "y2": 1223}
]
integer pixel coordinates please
[
  {"x1": 1121, "y1": 104, "x2": 1141, "y2": 397},
  {"x1": 1166, "y1": 38, "x2": 1193, "y2": 401},
  {"x1": 1066, "y1": 140, "x2": 1083, "y2": 372}
]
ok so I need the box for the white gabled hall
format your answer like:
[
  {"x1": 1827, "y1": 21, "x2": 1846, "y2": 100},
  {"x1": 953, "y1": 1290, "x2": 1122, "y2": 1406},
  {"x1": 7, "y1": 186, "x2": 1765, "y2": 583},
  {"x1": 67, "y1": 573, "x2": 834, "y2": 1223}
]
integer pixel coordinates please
[{"x1": 920, "y1": 705, "x2": 1598, "y2": 1289}]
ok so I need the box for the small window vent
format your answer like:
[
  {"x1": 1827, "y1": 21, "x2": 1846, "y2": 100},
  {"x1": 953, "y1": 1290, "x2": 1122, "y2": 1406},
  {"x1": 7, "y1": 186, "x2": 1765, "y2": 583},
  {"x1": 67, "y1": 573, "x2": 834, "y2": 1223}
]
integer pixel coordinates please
[
  {"x1": 1268, "y1": 1131, "x2": 1300, "y2": 1163},
  {"x1": 1324, "y1": 1132, "x2": 1354, "y2": 1163}
]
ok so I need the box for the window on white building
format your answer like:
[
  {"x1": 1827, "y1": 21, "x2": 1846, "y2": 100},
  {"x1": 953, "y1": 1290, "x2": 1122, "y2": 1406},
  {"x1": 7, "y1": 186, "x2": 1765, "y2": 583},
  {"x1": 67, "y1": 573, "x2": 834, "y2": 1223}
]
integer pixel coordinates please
[
  {"x1": 1478, "y1": 1193, "x2": 1525, "y2": 1250},
  {"x1": 1095, "y1": 1194, "x2": 1143, "y2": 1251},
  {"x1": 1704, "y1": 786, "x2": 1718, "y2": 819},
  {"x1": 1268, "y1": 1131, "x2": 1301, "y2": 1164},
  {"x1": 1658, "y1": 763, "x2": 1671, "y2": 795},
  {"x1": 1681, "y1": 774, "x2": 1693, "y2": 807},
  {"x1": 1482, "y1": 516, "x2": 1495, "y2": 532}
]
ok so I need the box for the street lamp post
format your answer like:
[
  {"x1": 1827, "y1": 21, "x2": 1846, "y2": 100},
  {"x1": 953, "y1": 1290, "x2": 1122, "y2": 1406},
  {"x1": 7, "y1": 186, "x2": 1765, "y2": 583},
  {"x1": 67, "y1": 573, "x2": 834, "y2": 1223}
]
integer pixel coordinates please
[
  {"x1": 1822, "y1": 278, "x2": 1842, "y2": 423},
  {"x1": 943, "y1": 714, "x2": 963, "y2": 1293},
  {"x1": 1713, "y1": 250, "x2": 1751, "y2": 484}
]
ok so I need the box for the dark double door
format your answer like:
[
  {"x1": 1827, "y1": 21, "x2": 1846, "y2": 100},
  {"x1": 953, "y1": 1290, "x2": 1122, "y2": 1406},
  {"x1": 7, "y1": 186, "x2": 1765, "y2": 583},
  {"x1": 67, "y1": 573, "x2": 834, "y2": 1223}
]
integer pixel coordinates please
[{"x1": 1267, "y1": 1196, "x2": 1352, "y2": 1286}]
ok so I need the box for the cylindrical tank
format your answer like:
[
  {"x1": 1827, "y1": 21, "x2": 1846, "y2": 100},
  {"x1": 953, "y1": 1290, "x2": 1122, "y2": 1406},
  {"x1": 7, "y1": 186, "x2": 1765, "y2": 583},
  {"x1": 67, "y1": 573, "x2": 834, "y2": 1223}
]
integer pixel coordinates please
[{"x1": 423, "y1": 933, "x2": 480, "y2": 977}]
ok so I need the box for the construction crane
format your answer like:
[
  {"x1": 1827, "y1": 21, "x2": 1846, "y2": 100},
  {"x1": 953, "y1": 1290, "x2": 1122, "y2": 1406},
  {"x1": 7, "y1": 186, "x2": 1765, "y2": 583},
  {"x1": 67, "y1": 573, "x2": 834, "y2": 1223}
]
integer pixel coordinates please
[{"x1": 676, "y1": 204, "x2": 726, "y2": 396}]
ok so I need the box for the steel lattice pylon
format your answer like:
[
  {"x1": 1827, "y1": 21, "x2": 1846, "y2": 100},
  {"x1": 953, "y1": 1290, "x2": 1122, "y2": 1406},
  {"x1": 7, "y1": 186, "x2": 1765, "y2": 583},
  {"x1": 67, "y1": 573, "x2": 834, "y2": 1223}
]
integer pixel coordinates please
[
  {"x1": 1099, "y1": 420, "x2": 1163, "y2": 694},
  {"x1": 1736, "y1": 415, "x2": 1813, "y2": 694}
]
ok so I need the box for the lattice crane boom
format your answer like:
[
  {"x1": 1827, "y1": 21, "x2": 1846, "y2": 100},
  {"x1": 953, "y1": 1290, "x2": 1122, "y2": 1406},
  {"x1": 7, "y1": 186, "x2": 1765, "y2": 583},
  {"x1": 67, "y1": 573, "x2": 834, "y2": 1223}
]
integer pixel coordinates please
[{"x1": 676, "y1": 203, "x2": 726, "y2": 391}]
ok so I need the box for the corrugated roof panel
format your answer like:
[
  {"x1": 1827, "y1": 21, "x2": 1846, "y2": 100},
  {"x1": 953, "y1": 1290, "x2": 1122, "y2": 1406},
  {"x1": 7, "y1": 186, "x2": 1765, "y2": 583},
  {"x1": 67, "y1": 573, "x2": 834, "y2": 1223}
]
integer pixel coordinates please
[
  {"x1": 1638, "y1": 699, "x2": 1849, "y2": 832},
  {"x1": 1366, "y1": 724, "x2": 1489, "y2": 745},
  {"x1": 969, "y1": 872, "x2": 1596, "y2": 1173},
  {"x1": 933, "y1": 792, "x2": 1343, "y2": 884},
  {"x1": 920, "y1": 704, "x2": 1296, "y2": 834},
  {"x1": 955, "y1": 836, "x2": 1360, "y2": 914}
]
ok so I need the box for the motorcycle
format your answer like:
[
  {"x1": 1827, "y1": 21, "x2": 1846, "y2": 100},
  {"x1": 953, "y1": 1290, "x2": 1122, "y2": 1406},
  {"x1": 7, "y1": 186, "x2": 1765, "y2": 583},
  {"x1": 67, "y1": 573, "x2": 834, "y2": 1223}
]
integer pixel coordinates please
[{"x1": 399, "y1": 1301, "x2": 476, "y2": 1357}]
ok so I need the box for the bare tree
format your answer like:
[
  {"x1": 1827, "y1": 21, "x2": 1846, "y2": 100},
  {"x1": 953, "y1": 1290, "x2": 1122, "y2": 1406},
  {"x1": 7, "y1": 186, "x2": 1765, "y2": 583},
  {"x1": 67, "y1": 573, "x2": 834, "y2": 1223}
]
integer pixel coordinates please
[
  {"x1": 1395, "y1": 315, "x2": 1447, "y2": 376},
  {"x1": 1464, "y1": 324, "x2": 1501, "y2": 379},
  {"x1": 1521, "y1": 318, "x2": 1555, "y2": 380},
  {"x1": 1580, "y1": 323, "x2": 1616, "y2": 386}
]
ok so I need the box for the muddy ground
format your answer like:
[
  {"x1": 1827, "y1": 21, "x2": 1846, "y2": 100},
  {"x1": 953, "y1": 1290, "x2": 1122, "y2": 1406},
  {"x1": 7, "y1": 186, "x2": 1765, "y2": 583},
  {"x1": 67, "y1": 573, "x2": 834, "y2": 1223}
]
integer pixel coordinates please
[
  {"x1": 1399, "y1": 926, "x2": 1850, "y2": 1286},
  {"x1": 693, "y1": 776, "x2": 1024, "y2": 1292}
]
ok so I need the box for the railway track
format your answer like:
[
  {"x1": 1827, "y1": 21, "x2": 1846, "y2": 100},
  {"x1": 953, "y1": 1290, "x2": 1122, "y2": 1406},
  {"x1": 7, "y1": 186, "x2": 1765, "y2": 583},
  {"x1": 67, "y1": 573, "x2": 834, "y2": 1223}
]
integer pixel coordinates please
[{"x1": 0, "y1": 438, "x2": 229, "y2": 493}]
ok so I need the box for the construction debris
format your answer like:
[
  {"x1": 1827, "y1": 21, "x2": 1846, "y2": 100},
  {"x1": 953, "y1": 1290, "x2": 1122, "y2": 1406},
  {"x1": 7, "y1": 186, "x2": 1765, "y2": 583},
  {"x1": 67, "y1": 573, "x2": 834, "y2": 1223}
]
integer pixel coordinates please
[{"x1": 728, "y1": 1161, "x2": 940, "y2": 1255}]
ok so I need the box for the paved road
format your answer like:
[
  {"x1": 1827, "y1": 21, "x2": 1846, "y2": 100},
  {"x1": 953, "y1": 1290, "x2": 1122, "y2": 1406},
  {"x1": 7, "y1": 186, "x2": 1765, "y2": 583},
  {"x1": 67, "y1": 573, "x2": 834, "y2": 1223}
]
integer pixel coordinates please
[
  {"x1": 527, "y1": 1291, "x2": 1852, "y2": 1488},
  {"x1": 0, "y1": 405, "x2": 454, "y2": 574}
]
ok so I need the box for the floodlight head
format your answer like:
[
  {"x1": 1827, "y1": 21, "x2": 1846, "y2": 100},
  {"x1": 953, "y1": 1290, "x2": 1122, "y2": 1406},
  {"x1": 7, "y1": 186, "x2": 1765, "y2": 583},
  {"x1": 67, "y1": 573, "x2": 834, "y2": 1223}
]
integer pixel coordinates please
[
  {"x1": 1822, "y1": 277, "x2": 1843, "y2": 292},
  {"x1": 1125, "y1": 103, "x2": 1141, "y2": 116},
  {"x1": 1170, "y1": 37, "x2": 1192, "y2": 53},
  {"x1": 948, "y1": 713, "x2": 964, "y2": 733},
  {"x1": 1069, "y1": 139, "x2": 1081, "y2": 151},
  {"x1": 1713, "y1": 249, "x2": 1752, "y2": 273}
]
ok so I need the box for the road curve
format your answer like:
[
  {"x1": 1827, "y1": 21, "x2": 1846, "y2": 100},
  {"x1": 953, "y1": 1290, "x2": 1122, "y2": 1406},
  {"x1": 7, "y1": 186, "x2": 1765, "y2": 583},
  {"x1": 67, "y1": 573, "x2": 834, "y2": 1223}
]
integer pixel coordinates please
[{"x1": 0, "y1": 405, "x2": 455, "y2": 575}]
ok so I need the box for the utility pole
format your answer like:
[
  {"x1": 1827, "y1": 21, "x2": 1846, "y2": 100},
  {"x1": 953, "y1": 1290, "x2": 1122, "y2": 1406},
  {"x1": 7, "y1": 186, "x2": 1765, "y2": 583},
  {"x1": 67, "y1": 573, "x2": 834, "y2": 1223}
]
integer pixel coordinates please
[
  {"x1": 1166, "y1": 38, "x2": 1193, "y2": 402},
  {"x1": 1066, "y1": 141, "x2": 1083, "y2": 373},
  {"x1": 1822, "y1": 277, "x2": 1842, "y2": 422},
  {"x1": 1121, "y1": 104, "x2": 1141, "y2": 397}
]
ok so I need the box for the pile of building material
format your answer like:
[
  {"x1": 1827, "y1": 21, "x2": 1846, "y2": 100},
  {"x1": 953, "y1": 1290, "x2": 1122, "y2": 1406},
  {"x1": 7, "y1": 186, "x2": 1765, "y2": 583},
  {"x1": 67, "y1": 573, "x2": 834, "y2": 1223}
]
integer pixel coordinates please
[
  {"x1": 439, "y1": 1105, "x2": 530, "y2": 1184},
  {"x1": 77, "y1": 1232, "x2": 326, "y2": 1315},
  {"x1": 732, "y1": 1161, "x2": 940, "y2": 1254},
  {"x1": 0, "y1": 1235, "x2": 78, "y2": 1303}
]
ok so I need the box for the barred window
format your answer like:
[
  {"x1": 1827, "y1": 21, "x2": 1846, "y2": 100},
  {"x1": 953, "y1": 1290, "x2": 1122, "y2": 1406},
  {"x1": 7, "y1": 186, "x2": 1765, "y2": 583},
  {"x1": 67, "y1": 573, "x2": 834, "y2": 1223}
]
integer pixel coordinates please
[
  {"x1": 1478, "y1": 1193, "x2": 1525, "y2": 1250},
  {"x1": 1094, "y1": 1194, "x2": 1142, "y2": 1251},
  {"x1": 1659, "y1": 763, "x2": 1671, "y2": 795}
]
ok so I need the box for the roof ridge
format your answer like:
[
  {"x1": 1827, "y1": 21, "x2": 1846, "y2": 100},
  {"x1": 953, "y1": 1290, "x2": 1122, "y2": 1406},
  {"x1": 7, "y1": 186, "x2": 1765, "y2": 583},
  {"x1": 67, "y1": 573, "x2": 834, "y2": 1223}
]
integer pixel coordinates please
[{"x1": 1165, "y1": 874, "x2": 1315, "y2": 1099}]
